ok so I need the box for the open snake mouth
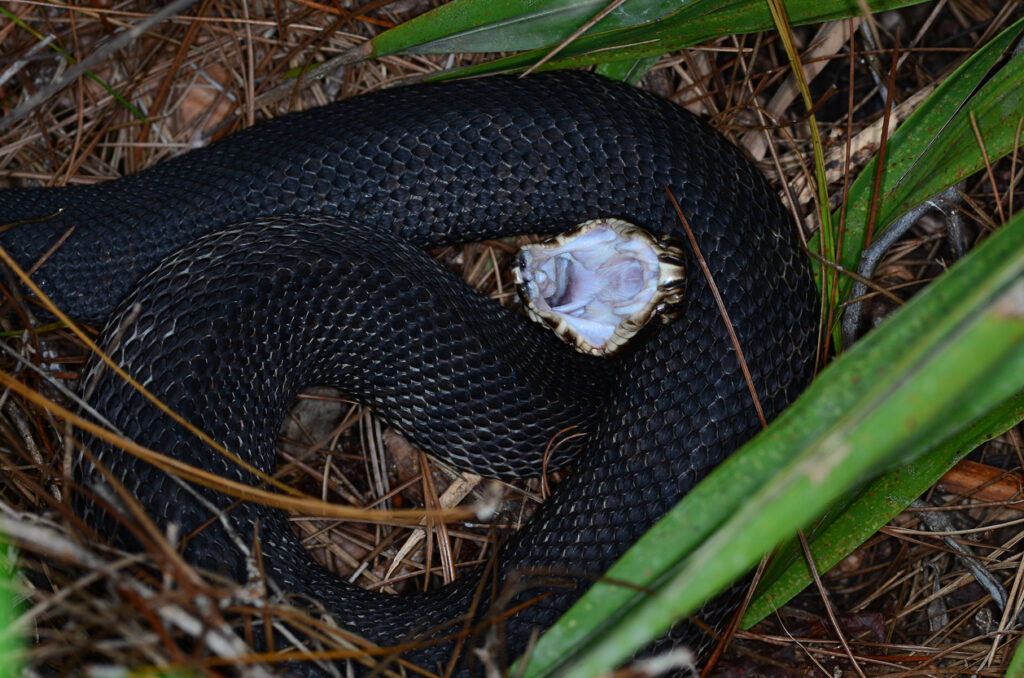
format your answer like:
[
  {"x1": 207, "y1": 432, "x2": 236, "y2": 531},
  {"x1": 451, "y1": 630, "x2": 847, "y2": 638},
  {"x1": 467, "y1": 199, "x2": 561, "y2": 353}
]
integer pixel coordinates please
[{"x1": 513, "y1": 218, "x2": 687, "y2": 356}]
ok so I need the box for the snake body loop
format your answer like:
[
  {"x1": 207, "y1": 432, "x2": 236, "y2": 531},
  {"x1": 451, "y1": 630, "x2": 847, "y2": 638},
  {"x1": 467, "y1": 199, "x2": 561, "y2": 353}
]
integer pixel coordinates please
[{"x1": 0, "y1": 72, "x2": 818, "y2": 673}]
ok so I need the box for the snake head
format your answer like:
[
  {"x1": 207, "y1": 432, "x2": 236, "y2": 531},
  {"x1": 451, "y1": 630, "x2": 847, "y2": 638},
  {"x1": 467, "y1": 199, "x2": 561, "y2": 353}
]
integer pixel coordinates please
[{"x1": 513, "y1": 218, "x2": 686, "y2": 357}]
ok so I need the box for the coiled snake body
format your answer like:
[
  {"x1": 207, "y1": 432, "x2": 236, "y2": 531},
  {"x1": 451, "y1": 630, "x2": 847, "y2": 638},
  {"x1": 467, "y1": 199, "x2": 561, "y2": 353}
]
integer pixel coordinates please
[{"x1": 0, "y1": 72, "x2": 817, "y2": 673}]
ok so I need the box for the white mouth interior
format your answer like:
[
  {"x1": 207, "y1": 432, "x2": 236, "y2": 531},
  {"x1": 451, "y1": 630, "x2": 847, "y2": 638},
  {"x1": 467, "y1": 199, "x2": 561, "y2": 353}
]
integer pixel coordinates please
[{"x1": 517, "y1": 222, "x2": 662, "y2": 351}]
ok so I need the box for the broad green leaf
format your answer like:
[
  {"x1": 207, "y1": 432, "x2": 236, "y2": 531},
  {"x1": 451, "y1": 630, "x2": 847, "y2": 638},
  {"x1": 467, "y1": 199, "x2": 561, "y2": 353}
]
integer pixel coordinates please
[
  {"x1": 389, "y1": 0, "x2": 928, "y2": 78},
  {"x1": 518, "y1": 209, "x2": 1024, "y2": 677},
  {"x1": 369, "y1": 0, "x2": 679, "y2": 55},
  {"x1": 350, "y1": 0, "x2": 927, "y2": 76}
]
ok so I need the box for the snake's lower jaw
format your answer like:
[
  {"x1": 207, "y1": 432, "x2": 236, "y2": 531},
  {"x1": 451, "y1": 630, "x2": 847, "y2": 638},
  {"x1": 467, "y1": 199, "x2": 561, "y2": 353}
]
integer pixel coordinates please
[{"x1": 513, "y1": 218, "x2": 687, "y2": 357}]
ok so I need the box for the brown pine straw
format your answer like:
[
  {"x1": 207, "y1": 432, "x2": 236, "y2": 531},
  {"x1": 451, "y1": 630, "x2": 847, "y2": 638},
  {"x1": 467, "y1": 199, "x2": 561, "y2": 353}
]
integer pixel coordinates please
[{"x1": 0, "y1": 2, "x2": 1021, "y2": 675}]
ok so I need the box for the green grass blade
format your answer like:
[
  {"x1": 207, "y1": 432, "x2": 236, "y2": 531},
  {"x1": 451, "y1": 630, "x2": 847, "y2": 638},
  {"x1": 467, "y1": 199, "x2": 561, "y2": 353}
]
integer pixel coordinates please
[
  {"x1": 0, "y1": 541, "x2": 22, "y2": 678},
  {"x1": 765, "y1": 0, "x2": 838, "y2": 342},
  {"x1": 517, "y1": 209, "x2": 1024, "y2": 677}
]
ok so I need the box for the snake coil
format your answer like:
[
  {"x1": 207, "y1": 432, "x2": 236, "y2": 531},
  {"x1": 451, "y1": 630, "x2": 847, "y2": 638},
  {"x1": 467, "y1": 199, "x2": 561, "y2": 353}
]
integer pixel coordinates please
[{"x1": 0, "y1": 71, "x2": 817, "y2": 674}]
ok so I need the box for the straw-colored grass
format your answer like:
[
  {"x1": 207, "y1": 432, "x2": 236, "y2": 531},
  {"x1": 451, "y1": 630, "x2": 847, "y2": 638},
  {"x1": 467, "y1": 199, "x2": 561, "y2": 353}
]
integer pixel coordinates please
[{"x1": 0, "y1": 1, "x2": 1021, "y2": 675}]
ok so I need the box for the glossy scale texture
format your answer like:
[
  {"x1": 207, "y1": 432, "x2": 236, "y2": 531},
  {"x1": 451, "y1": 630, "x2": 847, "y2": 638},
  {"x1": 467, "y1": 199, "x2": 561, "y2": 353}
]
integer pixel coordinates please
[{"x1": 0, "y1": 72, "x2": 818, "y2": 675}]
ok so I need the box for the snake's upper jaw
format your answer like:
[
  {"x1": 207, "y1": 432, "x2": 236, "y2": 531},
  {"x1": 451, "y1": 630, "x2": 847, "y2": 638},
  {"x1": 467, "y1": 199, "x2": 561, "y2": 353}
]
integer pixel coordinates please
[{"x1": 513, "y1": 218, "x2": 687, "y2": 357}]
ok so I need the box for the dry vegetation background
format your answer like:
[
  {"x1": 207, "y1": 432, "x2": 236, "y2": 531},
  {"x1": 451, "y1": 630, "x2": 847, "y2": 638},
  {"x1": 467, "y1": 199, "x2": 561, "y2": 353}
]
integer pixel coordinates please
[{"x1": 0, "y1": 0, "x2": 1023, "y2": 676}]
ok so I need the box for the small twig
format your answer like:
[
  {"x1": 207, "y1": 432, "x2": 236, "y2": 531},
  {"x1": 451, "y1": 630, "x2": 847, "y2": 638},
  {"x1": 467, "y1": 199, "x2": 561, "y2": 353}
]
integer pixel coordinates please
[
  {"x1": 982, "y1": 548, "x2": 1024, "y2": 670},
  {"x1": 797, "y1": 530, "x2": 867, "y2": 678},
  {"x1": 856, "y1": 17, "x2": 891, "y2": 106},
  {"x1": 253, "y1": 49, "x2": 363, "y2": 110},
  {"x1": 1009, "y1": 117, "x2": 1022, "y2": 219},
  {"x1": 702, "y1": 556, "x2": 771, "y2": 676},
  {"x1": 540, "y1": 426, "x2": 585, "y2": 499},
  {"x1": 0, "y1": 338, "x2": 113, "y2": 432},
  {"x1": 970, "y1": 110, "x2": 1006, "y2": 225},
  {"x1": 419, "y1": 448, "x2": 456, "y2": 585},
  {"x1": 909, "y1": 499, "x2": 1008, "y2": 612},
  {"x1": 863, "y1": 29, "x2": 900, "y2": 248},
  {"x1": 0, "y1": 0, "x2": 199, "y2": 133},
  {"x1": 0, "y1": 33, "x2": 56, "y2": 89},
  {"x1": 803, "y1": 248, "x2": 904, "y2": 305}
]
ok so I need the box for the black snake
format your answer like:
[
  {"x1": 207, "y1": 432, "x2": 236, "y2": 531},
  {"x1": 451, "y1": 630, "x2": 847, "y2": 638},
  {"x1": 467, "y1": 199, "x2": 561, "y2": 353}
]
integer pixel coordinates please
[{"x1": 0, "y1": 71, "x2": 818, "y2": 674}]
